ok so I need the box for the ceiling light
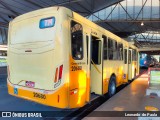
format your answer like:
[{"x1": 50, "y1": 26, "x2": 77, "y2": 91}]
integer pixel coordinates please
[{"x1": 141, "y1": 22, "x2": 144, "y2": 26}]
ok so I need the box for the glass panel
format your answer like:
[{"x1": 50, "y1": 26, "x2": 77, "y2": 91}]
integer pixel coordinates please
[
  {"x1": 127, "y1": 0, "x2": 134, "y2": 19},
  {"x1": 106, "y1": 6, "x2": 112, "y2": 20},
  {"x1": 92, "y1": 38, "x2": 101, "y2": 64},
  {"x1": 93, "y1": 13, "x2": 98, "y2": 21},
  {"x1": 119, "y1": 0, "x2": 126, "y2": 19},
  {"x1": 143, "y1": 0, "x2": 151, "y2": 19},
  {"x1": 135, "y1": 0, "x2": 142, "y2": 19},
  {"x1": 132, "y1": 49, "x2": 137, "y2": 61},
  {"x1": 112, "y1": 5, "x2": 119, "y2": 20},
  {"x1": 102, "y1": 35, "x2": 108, "y2": 60},
  {"x1": 86, "y1": 35, "x2": 89, "y2": 64},
  {"x1": 128, "y1": 50, "x2": 131, "y2": 64},
  {"x1": 113, "y1": 41, "x2": 118, "y2": 60},
  {"x1": 108, "y1": 38, "x2": 113, "y2": 60},
  {"x1": 99, "y1": 9, "x2": 105, "y2": 20},
  {"x1": 118, "y1": 43, "x2": 123, "y2": 60},
  {"x1": 71, "y1": 21, "x2": 83, "y2": 60},
  {"x1": 124, "y1": 49, "x2": 127, "y2": 64}
]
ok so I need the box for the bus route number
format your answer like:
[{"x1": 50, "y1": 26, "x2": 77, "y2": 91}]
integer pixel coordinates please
[
  {"x1": 71, "y1": 66, "x2": 82, "y2": 71},
  {"x1": 33, "y1": 92, "x2": 46, "y2": 99}
]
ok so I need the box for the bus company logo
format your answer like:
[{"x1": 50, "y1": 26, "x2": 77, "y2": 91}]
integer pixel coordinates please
[
  {"x1": 25, "y1": 81, "x2": 35, "y2": 88},
  {"x1": 2, "y1": 112, "x2": 42, "y2": 118},
  {"x1": 2, "y1": 112, "x2": 11, "y2": 117}
]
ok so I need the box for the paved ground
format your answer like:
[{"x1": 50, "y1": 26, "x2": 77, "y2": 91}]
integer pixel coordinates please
[
  {"x1": 0, "y1": 67, "x2": 148, "y2": 120},
  {"x1": 0, "y1": 67, "x2": 75, "y2": 120},
  {"x1": 83, "y1": 70, "x2": 160, "y2": 120}
]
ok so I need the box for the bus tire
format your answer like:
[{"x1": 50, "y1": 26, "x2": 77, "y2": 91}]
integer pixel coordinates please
[{"x1": 108, "y1": 76, "x2": 116, "y2": 97}]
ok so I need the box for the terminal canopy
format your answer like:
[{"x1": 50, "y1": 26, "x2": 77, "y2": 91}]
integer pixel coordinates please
[{"x1": 0, "y1": 0, "x2": 159, "y2": 51}]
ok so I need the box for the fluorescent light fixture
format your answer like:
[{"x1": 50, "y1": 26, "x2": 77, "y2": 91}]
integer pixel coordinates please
[{"x1": 141, "y1": 22, "x2": 144, "y2": 26}]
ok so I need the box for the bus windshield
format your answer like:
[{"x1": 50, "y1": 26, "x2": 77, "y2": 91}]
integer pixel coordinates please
[{"x1": 10, "y1": 16, "x2": 56, "y2": 45}]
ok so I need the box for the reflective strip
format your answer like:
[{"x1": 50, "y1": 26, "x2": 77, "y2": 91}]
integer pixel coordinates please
[
  {"x1": 54, "y1": 68, "x2": 58, "y2": 83},
  {"x1": 58, "y1": 65, "x2": 63, "y2": 80}
]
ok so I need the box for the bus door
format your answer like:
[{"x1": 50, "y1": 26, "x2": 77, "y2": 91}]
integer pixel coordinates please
[
  {"x1": 124, "y1": 48, "x2": 128, "y2": 83},
  {"x1": 85, "y1": 33, "x2": 91, "y2": 102},
  {"x1": 128, "y1": 49, "x2": 132, "y2": 80},
  {"x1": 90, "y1": 35, "x2": 103, "y2": 95}
]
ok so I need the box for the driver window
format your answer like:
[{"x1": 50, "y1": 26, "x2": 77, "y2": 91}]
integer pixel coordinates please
[{"x1": 71, "y1": 21, "x2": 83, "y2": 60}]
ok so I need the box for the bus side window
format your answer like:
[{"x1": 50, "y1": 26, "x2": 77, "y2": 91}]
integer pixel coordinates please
[
  {"x1": 118, "y1": 43, "x2": 123, "y2": 60},
  {"x1": 108, "y1": 38, "x2": 113, "y2": 60},
  {"x1": 140, "y1": 53, "x2": 142, "y2": 59},
  {"x1": 71, "y1": 21, "x2": 83, "y2": 60},
  {"x1": 132, "y1": 49, "x2": 136, "y2": 61},
  {"x1": 102, "y1": 35, "x2": 107, "y2": 60},
  {"x1": 92, "y1": 36, "x2": 101, "y2": 65},
  {"x1": 128, "y1": 50, "x2": 131, "y2": 64},
  {"x1": 113, "y1": 40, "x2": 117, "y2": 60},
  {"x1": 86, "y1": 35, "x2": 89, "y2": 64},
  {"x1": 124, "y1": 49, "x2": 127, "y2": 64}
]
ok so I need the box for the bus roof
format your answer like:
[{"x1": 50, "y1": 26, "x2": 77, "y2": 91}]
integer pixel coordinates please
[{"x1": 10, "y1": 6, "x2": 71, "y2": 24}]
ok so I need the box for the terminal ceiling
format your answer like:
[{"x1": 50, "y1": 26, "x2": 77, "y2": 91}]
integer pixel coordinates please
[
  {"x1": 0, "y1": 0, "x2": 159, "y2": 51},
  {"x1": 0, "y1": 0, "x2": 123, "y2": 27}
]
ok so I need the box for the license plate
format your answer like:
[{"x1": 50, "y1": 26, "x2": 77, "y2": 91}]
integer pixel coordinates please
[{"x1": 25, "y1": 81, "x2": 35, "y2": 88}]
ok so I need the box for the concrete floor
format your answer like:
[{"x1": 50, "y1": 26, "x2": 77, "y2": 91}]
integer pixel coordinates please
[
  {"x1": 0, "y1": 67, "x2": 75, "y2": 120},
  {"x1": 83, "y1": 71, "x2": 160, "y2": 120},
  {"x1": 1, "y1": 67, "x2": 159, "y2": 120}
]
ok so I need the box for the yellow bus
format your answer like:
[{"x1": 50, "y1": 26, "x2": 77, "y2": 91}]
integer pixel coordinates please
[{"x1": 7, "y1": 6, "x2": 139, "y2": 108}]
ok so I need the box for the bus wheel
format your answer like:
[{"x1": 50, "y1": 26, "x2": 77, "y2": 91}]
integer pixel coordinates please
[{"x1": 108, "y1": 76, "x2": 116, "y2": 97}]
